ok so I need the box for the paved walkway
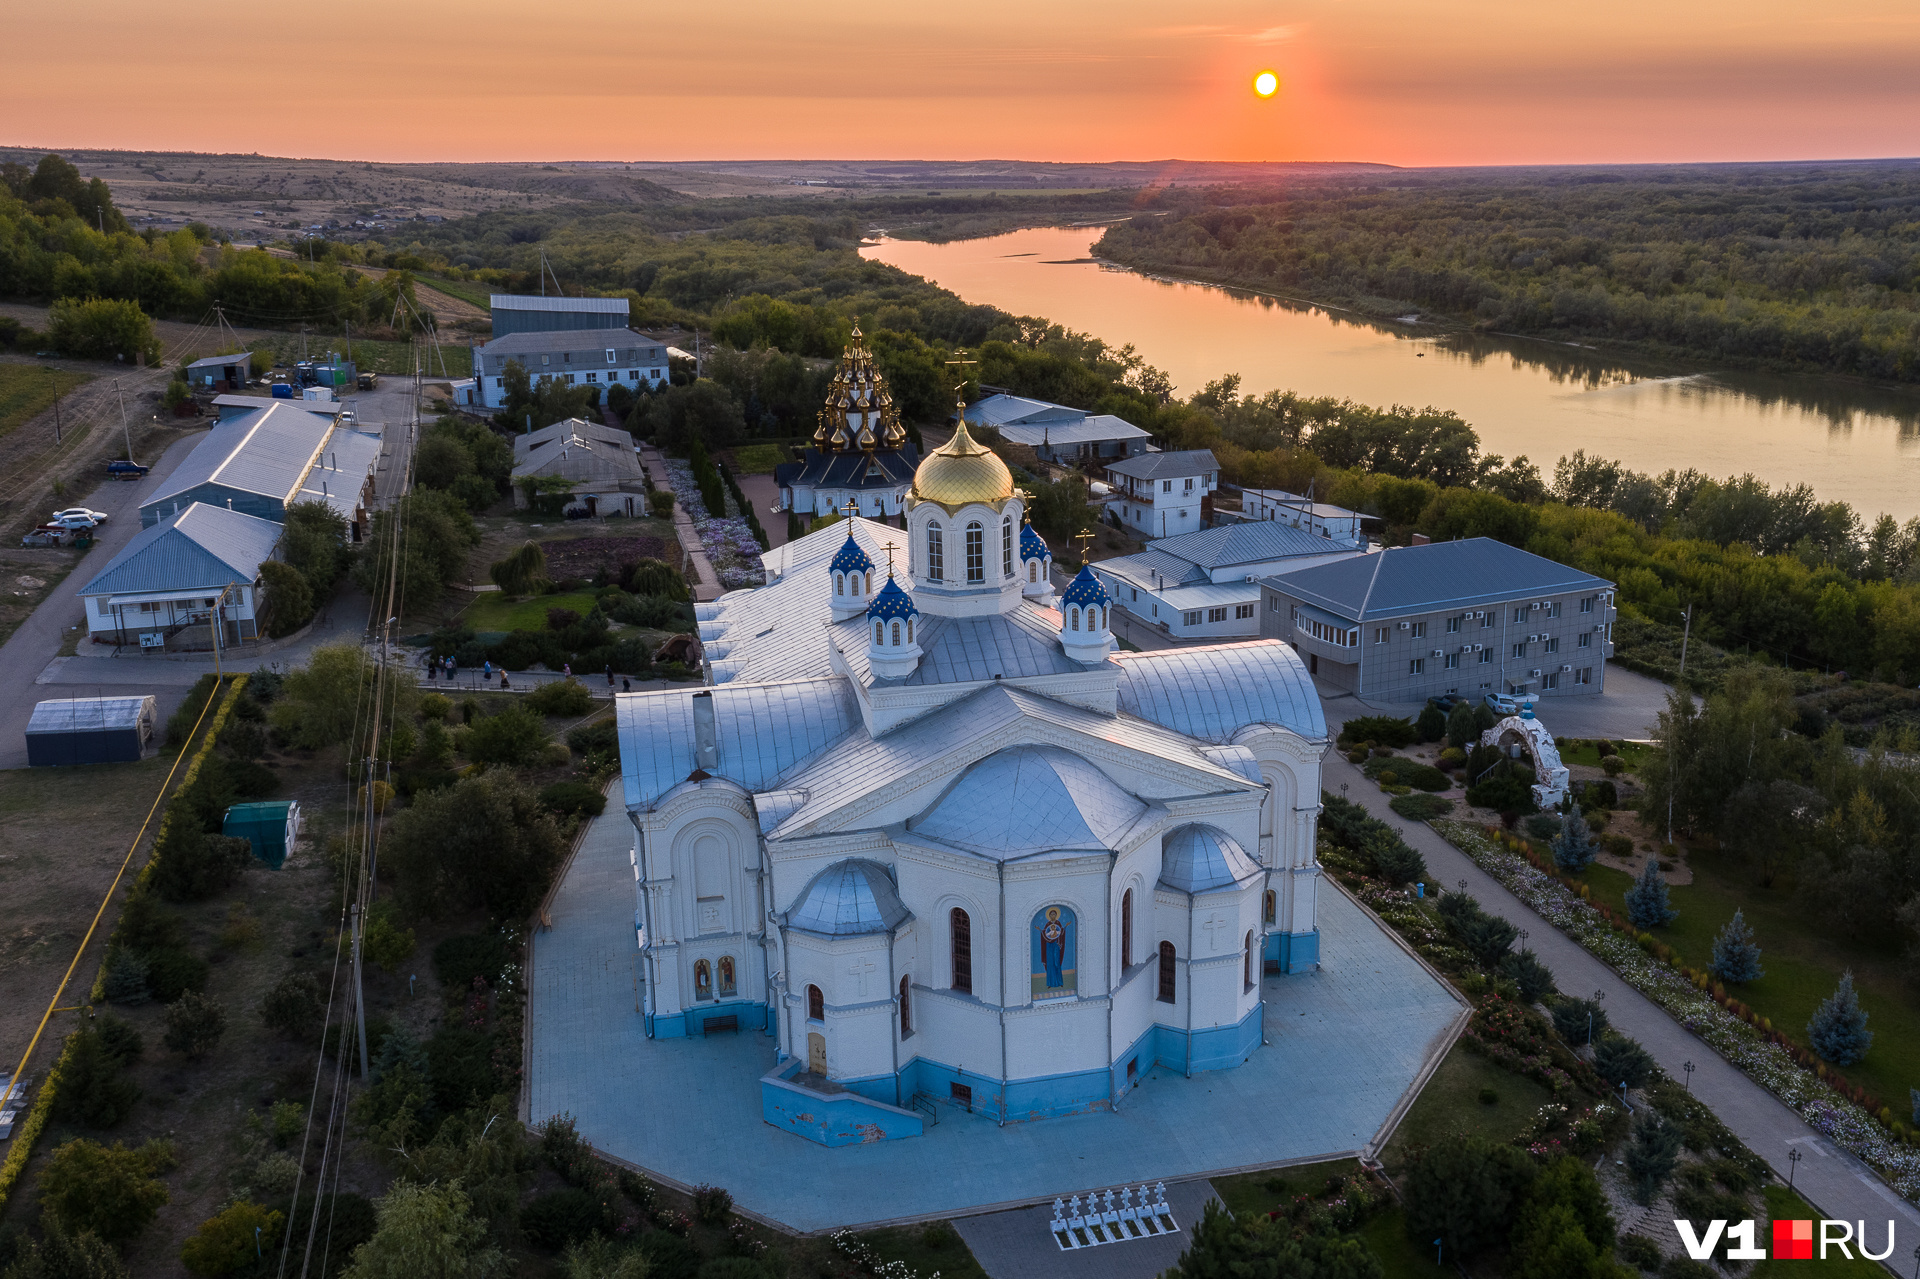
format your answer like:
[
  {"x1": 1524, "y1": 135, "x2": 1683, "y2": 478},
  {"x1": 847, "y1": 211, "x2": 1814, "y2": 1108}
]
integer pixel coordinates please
[
  {"x1": 954, "y1": 1179, "x2": 1218, "y2": 1279},
  {"x1": 526, "y1": 809, "x2": 1466, "y2": 1232},
  {"x1": 1323, "y1": 749, "x2": 1920, "y2": 1253},
  {"x1": 1321, "y1": 665, "x2": 1680, "y2": 743},
  {"x1": 734, "y1": 471, "x2": 788, "y2": 549}
]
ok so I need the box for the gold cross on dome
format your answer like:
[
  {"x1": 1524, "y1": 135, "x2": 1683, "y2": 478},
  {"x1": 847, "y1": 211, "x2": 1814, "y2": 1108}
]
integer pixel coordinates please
[
  {"x1": 842, "y1": 498, "x2": 859, "y2": 520},
  {"x1": 944, "y1": 350, "x2": 978, "y2": 398},
  {"x1": 1073, "y1": 527, "x2": 1094, "y2": 558},
  {"x1": 881, "y1": 540, "x2": 899, "y2": 577}
]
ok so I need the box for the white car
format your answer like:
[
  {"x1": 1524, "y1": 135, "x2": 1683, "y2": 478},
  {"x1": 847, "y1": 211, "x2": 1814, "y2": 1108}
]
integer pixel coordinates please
[{"x1": 50, "y1": 509, "x2": 108, "y2": 528}]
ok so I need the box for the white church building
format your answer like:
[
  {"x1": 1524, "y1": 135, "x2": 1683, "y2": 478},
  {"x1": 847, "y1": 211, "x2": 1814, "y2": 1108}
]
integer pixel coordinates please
[{"x1": 616, "y1": 412, "x2": 1331, "y2": 1146}]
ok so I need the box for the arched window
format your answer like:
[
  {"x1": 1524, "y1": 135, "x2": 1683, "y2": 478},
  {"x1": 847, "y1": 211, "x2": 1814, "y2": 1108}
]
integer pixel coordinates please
[
  {"x1": 807, "y1": 984, "x2": 824, "y2": 1021},
  {"x1": 874, "y1": 621, "x2": 883, "y2": 645},
  {"x1": 950, "y1": 908, "x2": 972, "y2": 993},
  {"x1": 834, "y1": 572, "x2": 844, "y2": 597},
  {"x1": 1100, "y1": 606, "x2": 1107, "y2": 630},
  {"x1": 1002, "y1": 518, "x2": 1013, "y2": 577},
  {"x1": 965, "y1": 522, "x2": 984, "y2": 583},
  {"x1": 926, "y1": 522, "x2": 943, "y2": 581},
  {"x1": 890, "y1": 619, "x2": 901, "y2": 646},
  {"x1": 1157, "y1": 942, "x2": 1176, "y2": 1003},
  {"x1": 1244, "y1": 931, "x2": 1255, "y2": 992},
  {"x1": 906, "y1": 619, "x2": 914, "y2": 643},
  {"x1": 694, "y1": 959, "x2": 713, "y2": 1001},
  {"x1": 1029, "y1": 561, "x2": 1038, "y2": 583},
  {"x1": 899, "y1": 975, "x2": 912, "y2": 1037},
  {"x1": 864, "y1": 572, "x2": 871, "y2": 594},
  {"x1": 1120, "y1": 889, "x2": 1133, "y2": 969},
  {"x1": 718, "y1": 955, "x2": 736, "y2": 997},
  {"x1": 1263, "y1": 890, "x2": 1276, "y2": 925}
]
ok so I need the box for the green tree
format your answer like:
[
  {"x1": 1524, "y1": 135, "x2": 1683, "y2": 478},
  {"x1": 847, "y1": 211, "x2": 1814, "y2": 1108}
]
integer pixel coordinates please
[
  {"x1": 257, "y1": 559, "x2": 315, "y2": 637},
  {"x1": 363, "y1": 900, "x2": 418, "y2": 975},
  {"x1": 644, "y1": 380, "x2": 747, "y2": 453},
  {"x1": 1623, "y1": 857, "x2": 1677, "y2": 929},
  {"x1": 280, "y1": 500, "x2": 350, "y2": 595},
  {"x1": 1807, "y1": 970, "x2": 1873, "y2": 1064},
  {"x1": 340, "y1": 1180, "x2": 505, "y2": 1279},
  {"x1": 460, "y1": 706, "x2": 550, "y2": 767},
  {"x1": 1507, "y1": 1157, "x2": 1615, "y2": 1279},
  {"x1": 259, "y1": 970, "x2": 324, "y2": 1040},
  {"x1": 271, "y1": 644, "x2": 419, "y2": 751},
  {"x1": 489, "y1": 541, "x2": 549, "y2": 596},
  {"x1": 36, "y1": 1138, "x2": 175, "y2": 1244},
  {"x1": 1551, "y1": 802, "x2": 1599, "y2": 872},
  {"x1": 51, "y1": 1027, "x2": 141, "y2": 1129},
  {"x1": 0, "y1": 1217, "x2": 127, "y2": 1279},
  {"x1": 1623, "y1": 1115, "x2": 1683, "y2": 1204},
  {"x1": 46, "y1": 297, "x2": 158, "y2": 363},
  {"x1": 162, "y1": 991, "x2": 227, "y2": 1060},
  {"x1": 1593, "y1": 1033, "x2": 1655, "y2": 1090},
  {"x1": 1707, "y1": 909, "x2": 1765, "y2": 984},
  {"x1": 179, "y1": 1202, "x2": 285, "y2": 1278},
  {"x1": 1164, "y1": 1201, "x2": 1381, "y2": 1279},
  {"x1": 353, "y1": 489, "x2": 479, "y2": 607},
  {"x1": 1401, "y1": 1133, "x2": 1537, "y2": 1260},
  {"x1": 383, "y1": 772, "x2": 566, "y2": 920}
]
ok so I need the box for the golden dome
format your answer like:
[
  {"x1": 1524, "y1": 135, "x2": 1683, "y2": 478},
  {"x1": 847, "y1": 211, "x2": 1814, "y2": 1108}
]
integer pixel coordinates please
[{"x1": 911, "y1": 416, "x2": 1014, "y2": 510}]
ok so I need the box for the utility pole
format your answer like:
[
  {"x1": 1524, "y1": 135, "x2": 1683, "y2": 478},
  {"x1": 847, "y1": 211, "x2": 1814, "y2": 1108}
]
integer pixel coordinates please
[
  {"x1": 50, "y1": 369, "x2": 62, "y2": 445},
  {"x1": 115, "y1": 381, "x2": 131, "y2": 461},
  {"x1": 1676, "y1": 604, "x2": 1692, "y2": 679},
  {"x1": 349, "y1": 900, "x2": 370, "y2": 1078},
  {"x1": 1667, "y1": 603, "x2": 1692, "y2": 848}
]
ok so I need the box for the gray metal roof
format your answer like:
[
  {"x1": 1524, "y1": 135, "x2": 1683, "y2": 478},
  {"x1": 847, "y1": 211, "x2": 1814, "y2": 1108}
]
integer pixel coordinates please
[
  {"x1": 965, "y1": 393, "x2": 1082, "y2": 427},
  {"x1": 512, "y1": 418, "x2": 637, "y2": 463},
  {"x1": 1105, "y1": 450, "x2": 1219, "y2": 482},
  {"x1": 145, "y1": 404, "x2": 335, "y2": 511},
  {"x1": 478, "y1": 328, "x2": 656, "y2": 357},
  {"x1": 510, "y1": 419, "x2": 643, "y2": 486},
  {"x1": 841, "y1": 604, "x2": 1085, "y2": 687},
  {"x1": 786, "y1": 859, "x2": 911, "y2": 936},
  {"x1": 1158, "y1": 824, "x2": 1261, "y2": 895},
  {"x1": 617, "y1": 677, "x2": 860, "y2": 811},
  {"x1": 1261, "y1": 537, "x2": 1615, "y2": 622},
  {"x1": 26, "y1": 696, "x2": 154, "y2": 734},
  {"x1": 908, "y1": 745, "x2": 1145, "y2": 859},
  {"x1": 490, "y1": 295, "x2": 630, "y2": 314},
  {"x1": 1151, "y1": 520, "x2": 1357, "y2": 570},
  {"x1": 293, "y1": 429, "x2": 380, "y2": 520},
  {"x1": 187, "y1": 353, "x2": 251, "y2": 370},
  {"x1": 998, "y1": 416, "x2": 1150, "y2": 448},
  {"x1": 1097, "y1": 549, "x2": 1211, "y2": 592},
  {"x1": 1112, "y1": 640, "x2": 1327, "y2": 743},
  {"x1": 700, "y1": 518, "x2": 898, "y2": 686},
  {"x1": 77, "y1": 503, "x2": 282, "y2": 599}
]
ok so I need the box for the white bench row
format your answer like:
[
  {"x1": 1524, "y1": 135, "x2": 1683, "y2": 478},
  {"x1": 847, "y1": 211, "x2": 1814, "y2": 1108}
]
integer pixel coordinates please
[{"x1": 1050, "y1": 1183, "x2": 1178, "y2": 1250}]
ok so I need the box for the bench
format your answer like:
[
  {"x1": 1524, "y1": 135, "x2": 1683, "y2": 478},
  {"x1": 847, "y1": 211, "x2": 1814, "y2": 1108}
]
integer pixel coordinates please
[{"x1": 701, "y1": 1014, "x2": 740, "y2": 1037}]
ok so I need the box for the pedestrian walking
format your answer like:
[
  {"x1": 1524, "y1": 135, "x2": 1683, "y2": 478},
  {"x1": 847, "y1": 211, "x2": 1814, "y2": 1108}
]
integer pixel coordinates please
[
  {"x1": 621, "y1": 677, "x2": 631, "y2": 693},
  {"x1": 605, "y1": 664, "x2": 614, "y2": 687},
  {"x1": 425, "y1": 652, "x2": 436, "y2": 681},
  {"x1": 483, "y1": 659, "x2": 493, "y2": 680},
  {"x1": 500, "y1": 671, "x2": 510, "y2": 690},
  {"x1": 563, "y1": 663, "x2": 572, "y2": 678}
]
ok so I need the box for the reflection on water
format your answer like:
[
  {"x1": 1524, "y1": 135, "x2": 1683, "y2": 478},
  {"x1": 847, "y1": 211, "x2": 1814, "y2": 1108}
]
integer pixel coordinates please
[{"x1": 865, "y1": 227, "x2": 1920, "y2": 517}]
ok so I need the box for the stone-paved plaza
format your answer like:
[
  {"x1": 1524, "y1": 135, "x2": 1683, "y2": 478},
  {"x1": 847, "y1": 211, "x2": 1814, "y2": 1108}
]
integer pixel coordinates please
[{"x1": 525, "y1": 811, "x2": 1468, "y2": 1232}]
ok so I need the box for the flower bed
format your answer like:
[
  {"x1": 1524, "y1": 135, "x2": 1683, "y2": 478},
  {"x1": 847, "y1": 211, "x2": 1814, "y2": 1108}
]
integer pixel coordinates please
[
  {"x1": 658, "y1": 456, "x2": 765, "y2": 590},
  {"x1": 1433, "y1": 819, "x2": 1920, "y2": 1203}
]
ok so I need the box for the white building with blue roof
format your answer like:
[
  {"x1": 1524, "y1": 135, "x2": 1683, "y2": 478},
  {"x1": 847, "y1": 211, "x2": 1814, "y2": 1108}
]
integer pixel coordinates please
[
  {"x1": 614, "y1": 408, "x2": 1359, "y2": 1147},
  {"x1": 1095, "y1": 519, "x2": 1367, "y2": 642},
  {"x1": 964, "y1": 392, "x2": 1151, "y2": 466},
  {"x1": 76, "y1": 502, "x2": 283, "y2": 649}
]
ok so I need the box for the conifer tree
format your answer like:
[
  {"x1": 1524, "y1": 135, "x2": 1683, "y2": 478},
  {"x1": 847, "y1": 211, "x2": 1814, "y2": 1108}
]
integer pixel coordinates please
[
  {"x1": 1807, "y1": 970, "x2": 1872, "y2": 1065},
  {"x1": 1708, "y1": 910, "x2": 1764, "y2": 985},
  {"x1": 1623, "y1": 1115, "x2": 1683, "y2": 1204},
  {"x1": 1551, "y1": 802, "x2": 1597, "y2": 873},
  {"x1": 1623, "y1": 858, "x2": 1677, "y2": 929}
]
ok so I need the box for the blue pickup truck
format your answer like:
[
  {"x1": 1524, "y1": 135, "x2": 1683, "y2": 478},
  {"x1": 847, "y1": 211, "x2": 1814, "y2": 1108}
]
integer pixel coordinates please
[{"x1": 105, "y1": 460, "x2": 149, "y2": 480}]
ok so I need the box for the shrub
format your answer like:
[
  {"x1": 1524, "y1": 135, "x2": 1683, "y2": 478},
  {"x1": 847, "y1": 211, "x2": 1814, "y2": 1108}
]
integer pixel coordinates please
[
  {"x1": 1402, "y1": 1132, "x2": 1538, "y2": 1260},
  {"x1": 1581, "y1": 779, "x2": 1619, "y2": 809},
  {"x1": 1338, "y1": 715, "x2": 1417, "y2": 748},
  {"x1": 639, "y1": 1232, "x2": 702, "y2": 1279},
  {"x1": 1389, "y1": 793, "x2": 1453, "y2": 821},
  {"x1": 1602, "y1": 833, "x2": 1635, "y2": 858},
  {"x1": 420, "y1": 692, "x2": 451, "y2": 721},
  {"x1": 344, "y1": 1180, "x2": 502, "y2": 1278},
  {"x1": 541, "y1": 1113, "x2": 603, "y2": 1188},
  {"x1": 521, "y1": 1188, "x2": 615, "y2": 1251},
  {"x1": 181, "y1": 1202, "x2": 284, "y2": 1277},
  {"x1": 527, "y1": 678, "x2": 595, "y2": 717},
  {"x1": 362, "y1": 900, "x2": 417, "y2": 974},
  {"x1": 540, "y1": 780, "x2": 609, "y2": 819},
  {"x1": 257, "y1": 559, "x2": 316, "y2": 637},
  {"x1": 1499, "y1": 949, "x2": 1557, "y2": 1004},
  {"x1": 1478, "y1": 1087, "x2": 1499, "y2": 1105},
  {"x1": 1807, "y1": 970, "x2": 1873, "y2": 1065},
  {"x1": 1618, "y1": 1233, "x2": 1662, "y2": 1271},
  {"x1": 102, "y1": 950, "x2": 151, "y2": 1005},
  {"x1": 1416, "y1": 702, "x2": 1447, "y2": 743},
  {"x1": 1524, "y1": 812, "x2": 1563, "y2": 841},
  {"x1": 260, "y1": 970, "x2": 324, "y2": 1040},
  {"x1": 1437, "y1": 746, "x2": 1466, "y2": 769},
  {"x1": 1466, "y1": 770, "x2": 1537, "y2": 816},
  {"x1": 1594, "y1": 1033, "x2": 1656, "y2": 1090},
  {"x1": 145, "y1": 946, "x2": 210, "y2": 1002},
  {"x1": 434, "y1": 933, "x2": 511, "y2": 990},
  {"x1": 52, "y1": 1027, "x2": 142, "y2": 1129},
  {"x1": 691, "y1": 1184, "x2": 734, "y2": 1225},
  {"x1": 425, "y1": 1025, "x2": 506, "y2": 1114},
  {"x1": 1707, "y1": 910, "x2": 1764, "y2": 985},
  {"x1": 1551, "y1": 997, "x2": 1608, "y2": 1046},
  {"x1": 1623, "y1": 1114, "x2": 1683, "y2": 1203},
  {"x1": 1624, "y1": 859, "x2": 1677, "y2": 929},
  {"x1": 1, "y1": 1218, "x2": 125, "y2": 1279},
  {"x1": 1601, "y1": 754, "x2": 1627, "y2": 777},
  {"x1": 151, "y1": 828, "x2": 255, "y2": 903},
  {"x1": 460, "y1": 705, "x2": 550, "y2": 766},
  {"x1": 36, "y1": 1137, "x2": 176, "y2": 1244},
  {"x1": 163, "y1": 991, "x2": 228, "y2": 1060}
]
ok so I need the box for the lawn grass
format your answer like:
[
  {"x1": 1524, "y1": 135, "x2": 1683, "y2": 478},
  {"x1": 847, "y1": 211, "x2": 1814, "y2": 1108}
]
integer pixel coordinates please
[
  {"x1": 1559, "y1": 739, "x2": 1653, "y2": 770},
  {"x1": 417, "y1": 275, "x2": 494, "y2": 311},
  {"x1": 1212, "y1": 1158, "x2": 1362, "y2": 1218},
  {"x1": 1376, "y1": 1043, "x2": 1556, "y2": 1174},
  {"x1": 459, "y1": 590, "x2": 599, "y2": 633},
  {"x1": 241, "y1": 334, "x2": 472, "y2": 378},
  {"x1": 1573, "y1": 835, "x2": 1920, "y2": 1110},
  {"x1": 1749, "y1": 1186, "x2": 1890, "y2": 1275},
  {"x1": 855, "y1": 1222, "x2": 988, "y2": 1279},
  {"x1": 729, "y1": 442, "x2": 787, "y2": 473},
  {"x1": 0, "y1": 364, "x2": 92, "y2": 440},
  {"x1": 1359, "y1": 1208, "x2": 1451, "y2": 1277}
]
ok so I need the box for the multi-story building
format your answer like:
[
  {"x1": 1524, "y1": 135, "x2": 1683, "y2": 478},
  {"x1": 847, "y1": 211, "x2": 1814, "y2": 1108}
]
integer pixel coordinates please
[
  {"x1": 1103, "y1": 450, "x2": 1220, "y2": 539},
  {"x1": 1094, "y1": 521, "x2": 1367, "y2": 641},
  {"x1": 1237, "y1": 489, "x2": 1367, "y2": 542},
  {"x1": 963, "y1": 393, "x2": 1151, "y2": 466},
  {"x1": 470, "y1": 329, "x2": 670, "y2": 410},
  {"x1": 1259, "y1": 537, "x2": 1616, "y2": 701},
  {"x1": 488, "y1": 293, "x2": 632, "y2": 338}
]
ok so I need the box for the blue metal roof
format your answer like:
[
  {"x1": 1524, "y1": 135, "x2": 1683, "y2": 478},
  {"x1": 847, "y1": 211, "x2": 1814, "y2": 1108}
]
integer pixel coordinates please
[
  {"x1": 1152, "y1": 520, "x2": 1356, "y2": 570},
  {"x1": 787, "y1": 859, "x2": 911, "y2": 936},
  {"x1": 1020, "y1": 522, "x2": 1050, "y2": 561},
  {"x1": 1159, "y1": 824, "x2": 1261, "y2": 894},
  {"x1": 1113, "y1": 640, "x2": 1326, "y2": 742},
  {"x1": 1262, "y1": 537, "x2": 1614, "y2": 621},
  {"x1": 77, "y1": 503, "x2": 282, "y2": 599},
  {"x1": 1059, "y1": 565, "x2": 1110, "y2": 607},
  {"x1": 867, "y1": 576, "x2": 918, "y2": 621},
  {"x1": 909, "y1": 744, "x2": 1144, "y2": 859},
  {"x1": 829, "y1": 533, "x2": 874, "y2": 575}
]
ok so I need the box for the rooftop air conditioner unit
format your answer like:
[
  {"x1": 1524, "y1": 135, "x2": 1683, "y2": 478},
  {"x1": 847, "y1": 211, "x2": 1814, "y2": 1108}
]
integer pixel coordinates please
[
  {"x1": 1460, "y1": 644, "x2": 1472, "y2": 653},
  {"x1": 1529, "y1": 602, "x2": 1540, "y2": 610}
]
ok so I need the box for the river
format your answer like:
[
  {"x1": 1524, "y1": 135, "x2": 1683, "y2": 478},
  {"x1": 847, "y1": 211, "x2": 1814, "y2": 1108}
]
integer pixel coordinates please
[{"x1": 862, "y1": 226, "x2": 1920, "y2": 521}]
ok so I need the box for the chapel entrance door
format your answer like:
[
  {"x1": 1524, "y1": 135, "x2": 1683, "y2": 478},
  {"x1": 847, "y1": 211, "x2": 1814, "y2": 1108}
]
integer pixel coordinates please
[{"x1": 806, "y1": 1032, "x2": 827, "y2": 1075}]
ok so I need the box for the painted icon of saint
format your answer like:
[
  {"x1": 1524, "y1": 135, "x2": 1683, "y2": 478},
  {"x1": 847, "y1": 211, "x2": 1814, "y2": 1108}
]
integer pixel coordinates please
[{"x1": 1041, "y1": 908, "x2": 1066, "y2": 988}]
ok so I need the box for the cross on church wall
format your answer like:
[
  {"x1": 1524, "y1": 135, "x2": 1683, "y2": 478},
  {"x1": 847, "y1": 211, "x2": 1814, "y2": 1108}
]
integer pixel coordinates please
[
  {"x1": 1201, "y1": 913, "x2": 1232, "y2": 953},
  {"x1": 847, "y1": 957, "x2": 877, "y2": 997}
]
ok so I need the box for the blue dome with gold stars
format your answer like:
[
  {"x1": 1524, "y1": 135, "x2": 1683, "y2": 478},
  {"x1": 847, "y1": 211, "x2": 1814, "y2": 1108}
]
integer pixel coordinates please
[
  {"x1": 830, "y1": 533, "x2": 873, "y2": 576},
  {"x1": 1020, "y1": 522, "x2": 1050, "y2": 561},
  {"x1": 1060, "y1": 564, "x2": 1109, "y2": 608},
  {"x1": 868, "y1": 576, "x2": 918, "y2": 621}
]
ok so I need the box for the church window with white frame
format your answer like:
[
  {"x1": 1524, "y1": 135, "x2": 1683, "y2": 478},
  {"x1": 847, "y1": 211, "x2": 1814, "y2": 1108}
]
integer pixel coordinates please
[
  {"x1": 926, "y1": 522, "x2": 943, "y2": 581},
  {"x1": 965, "y1": 522, "x2": 984, "y2": 583}
]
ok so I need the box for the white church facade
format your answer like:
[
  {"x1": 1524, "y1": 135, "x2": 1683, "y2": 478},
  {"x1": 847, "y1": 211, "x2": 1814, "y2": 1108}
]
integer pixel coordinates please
[{"x1": 616, "y1": 411, "x2": 1331, "y2": 1145}]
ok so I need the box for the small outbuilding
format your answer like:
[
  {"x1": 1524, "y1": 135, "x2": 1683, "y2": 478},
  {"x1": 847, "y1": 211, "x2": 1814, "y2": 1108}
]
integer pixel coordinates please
[
  {"x1": 25, "y1": 696, "x2": 157, "y2": 766},
  {"x1": 223, "y1": 800, "x2": 302, "y2": 868},
  {"x1": 185, "y1": 352, "x2": 253, "y2": 393}
]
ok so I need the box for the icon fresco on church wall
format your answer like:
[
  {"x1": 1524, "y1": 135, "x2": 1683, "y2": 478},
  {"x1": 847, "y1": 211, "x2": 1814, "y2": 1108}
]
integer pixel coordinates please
[
  {"x1": 694, "y1": 958, "x2": 713, "y2": 1001},
  {"x1": 718, "y1": 955, "x2": 736, "y2": 997},
  {"x1": 1032, "y1": 905, "x2": 1077, "y2": 998}
]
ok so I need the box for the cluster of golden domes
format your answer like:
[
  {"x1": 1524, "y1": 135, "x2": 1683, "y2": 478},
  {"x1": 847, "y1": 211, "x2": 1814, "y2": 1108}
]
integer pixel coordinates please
[
  {"x1": 813, "y1": 322, "x2": 908, "y2": 453},
  {"x1": 910, "y1": 401, "x2": 1015, "y2": 511}
]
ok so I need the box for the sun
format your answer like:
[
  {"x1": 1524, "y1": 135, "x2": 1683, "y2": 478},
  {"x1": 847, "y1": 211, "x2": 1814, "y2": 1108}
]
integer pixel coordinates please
[{"x1": 1253, "y1": 70, "x2": 1279, "y2": 98}]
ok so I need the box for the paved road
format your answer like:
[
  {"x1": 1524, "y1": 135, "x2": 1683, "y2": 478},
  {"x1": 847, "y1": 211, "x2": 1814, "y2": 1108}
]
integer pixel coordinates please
[
  {"x1": 1318, "y1": 664, "x2": 1680, "y2": 743},
  {"x1": 1326, "y1": 750, "x2": 1920, "y2": 1259}
]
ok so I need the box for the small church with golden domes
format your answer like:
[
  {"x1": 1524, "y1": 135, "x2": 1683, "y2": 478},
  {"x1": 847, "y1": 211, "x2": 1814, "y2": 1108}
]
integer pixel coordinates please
[
  {"x1": 773, "y1": 324, "x2": 920, "y2": 527},
  {"x1": 617, "y1": 346, "x2": 1335, "y2": 1147}
]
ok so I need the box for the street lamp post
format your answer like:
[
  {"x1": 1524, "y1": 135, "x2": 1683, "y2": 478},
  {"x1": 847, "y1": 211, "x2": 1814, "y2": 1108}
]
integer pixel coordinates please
[
  {"x1": 1519, "y1": 929, "x2": 1529, "y2": 954},
  {"x1": 1683, "y1": 1060, "x2": 1695, "y2": 1093},
  {"x1": 1590, "y1": 989, "x2": 1606, "y2": 1046},
  {"x1": 1788, "y1": 1148, "x2": 1801, "y2": 1191}
]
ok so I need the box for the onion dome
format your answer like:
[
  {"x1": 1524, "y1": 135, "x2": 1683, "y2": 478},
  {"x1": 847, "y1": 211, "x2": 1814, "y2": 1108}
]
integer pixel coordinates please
[
  {"x1": 911, "y1": 412, "x2": 1014, "y2": 510},
  {"x1": 1060, "y1": 564, "x2": 1110, "y2": 608},
  {"x1": 868, "y1": 575, "x2": 918, "y2": 623},
  {"x1": 830, "y1": 533, "x2": 873, "y2": 576},
  {"x1": 787, "y1": 859, "x2": 911, "y2": 936},
  {"x1": 1158, "y1": 824, "x2": 1260, "y2": 894},
  {"x1": 1020, "y1": 522, "x2": 1050, "y2": 562},
  {"x1": 814, "y1": 320, "x2": 904, "y2": 454}
]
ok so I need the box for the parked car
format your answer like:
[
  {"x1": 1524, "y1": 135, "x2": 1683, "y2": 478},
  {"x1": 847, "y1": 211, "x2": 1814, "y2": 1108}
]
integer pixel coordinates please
[
  {"x1": 1484, "y1": 693, "x2": 1519, "y2": 715},
  {"x1": 357, "y1": 372, "x2": 378, "y2": 390},
  {"x1": 1429, "y1": 694, "x2": 1461, "y2": 713},
  {"x1": 51, "y1": 509, "x2": 108, "y2": 528},
  {"x1": 105, "y1": 460, "x2": 150, "y2": 480}
]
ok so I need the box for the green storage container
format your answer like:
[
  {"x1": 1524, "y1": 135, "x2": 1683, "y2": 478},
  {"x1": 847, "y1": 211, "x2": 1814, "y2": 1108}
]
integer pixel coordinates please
[{"x1": 222, "y1": 800, "x2": 301, "y2": 869}]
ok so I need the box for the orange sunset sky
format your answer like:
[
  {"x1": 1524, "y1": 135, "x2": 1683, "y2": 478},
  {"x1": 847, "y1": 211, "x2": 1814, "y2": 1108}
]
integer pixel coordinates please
[{"x1": 7, "y1": 0, "x2": 1919, "y2": 165}]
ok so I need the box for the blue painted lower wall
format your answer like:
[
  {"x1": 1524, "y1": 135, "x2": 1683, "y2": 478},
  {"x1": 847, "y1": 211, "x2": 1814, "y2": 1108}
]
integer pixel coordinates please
[
  {"x1": 1265, "y1": 929, "x2": 1320, "y2": 974},
  {"x1": 760, "y1": 1060, "x2": 924, "y2": 1146},
  {"x1": 647, "y1": 1001, "x2": 768, "y2": 1040}
]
